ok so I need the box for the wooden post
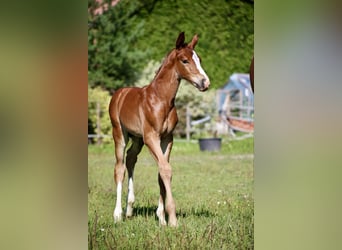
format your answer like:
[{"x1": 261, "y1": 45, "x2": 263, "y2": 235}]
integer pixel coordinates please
[
  {"x1": 240, "y1": 91, "x2": 243, "y2": 119},
  {"x1": 186, "y1": 104, "x2": 191, "y2": 141},
  {"x1": 96, "y1": 101, "x2": 102, "y2": 145},
  {"x1": 223, "y1": 93, "x2": 231, "y2": 117}
]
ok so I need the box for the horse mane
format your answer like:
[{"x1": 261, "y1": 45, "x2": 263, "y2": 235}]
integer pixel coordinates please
[
  {"x1": 154, "y1": 57, "x2": 165, "y2": 77},
  {"x1": 153, "y1": 42, "x2": 189, "y2": 79},
  {"x1": 153, "y1": 49, "x2": 176, "y2": 79}
]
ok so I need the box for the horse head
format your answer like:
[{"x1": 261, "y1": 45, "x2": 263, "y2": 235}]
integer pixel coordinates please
[{"x1": 174, "y1": 32, "x2": 210, "y2": 92}]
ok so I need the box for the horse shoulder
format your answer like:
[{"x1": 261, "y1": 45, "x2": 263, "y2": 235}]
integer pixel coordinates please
[
  {"x1": 167, "y1": 107, "x2": 178, "y2": 132},
  {"x1": 137, "y1": 85, "x2": 180, "y2": 137},
  {"x1": 151, "y1": 104, "x2": 178, "y2": 135}
]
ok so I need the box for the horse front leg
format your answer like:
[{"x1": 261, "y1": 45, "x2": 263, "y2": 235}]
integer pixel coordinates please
[
  {"x1": 156, "y1": 135, "x2": 174, "y2": 225},
  {"x1": 145, "y1": 133, "x2": 177, "y2": 227},
  {"x1": 156, "y1": 173, "x2": 167, "y2": 226},
  {"x1": 158, "y1": 161, "x2": 177, "y2": 227}
]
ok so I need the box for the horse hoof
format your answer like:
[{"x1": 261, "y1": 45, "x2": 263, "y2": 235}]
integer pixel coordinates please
[
  {"x1": 156, "y1": 208, "x2": 167, "y2": 226},
  {"x1": 126, "y1": 201, "x2": 134, "y2": 218},
  {"x1": 113, "y1": 215, "x2": 122, "y2": 223},
  {"x1": 168, "y1": 220, "x2": 178, "y2": 227},
  {"x1": 125, "y1": 208, "x2": 133, "y2": 218},
  {"x1": 159, "y1": 219, "x2": 167, "y2": 226},
  {"x1": 113, "y1": 209, "x2": 122, "y2": 223}
]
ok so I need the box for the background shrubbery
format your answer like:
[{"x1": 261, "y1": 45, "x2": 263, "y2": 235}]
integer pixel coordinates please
[
  {"x1": 88, "y1": 0, "x2": 253, "y2": 90},
  {"x1": 88, "y1": 0, "x2": 254, "y2": 140},
  {"x1": 88, "y1": 86, "x2": 112, "y2": 143}
]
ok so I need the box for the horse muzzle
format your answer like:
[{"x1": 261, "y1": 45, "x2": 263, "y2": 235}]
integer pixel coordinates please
[
  {"x1": 190, "y1": 76, "x2": 210, "y2": 91},
  {"x1": 198, "y1": 78, "x2": 210, "y2": 91}
]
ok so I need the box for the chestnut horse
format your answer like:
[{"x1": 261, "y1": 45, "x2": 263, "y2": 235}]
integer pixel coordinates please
[{"x1": 109, "y1": 32, "x2": 210, "y2": 226}]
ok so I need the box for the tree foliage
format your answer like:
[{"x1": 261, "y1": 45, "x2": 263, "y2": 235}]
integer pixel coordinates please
[
  {"x1": 134, "y1": 0, "x2": 254, "y2": 89},
  {"x1": 88, "y1": 0, "x2": 253, "y2": 139},
  {"x1": 88, "y1": 0, "x2": 150, "y2": 90},
  {"x1": 88, "y1": 0, "x2": 253, "y2": 91}
]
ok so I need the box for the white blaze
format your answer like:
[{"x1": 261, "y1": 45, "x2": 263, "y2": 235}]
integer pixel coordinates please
[{"x1": 192, "y1": 50, "x2": 209, "y2": 80}]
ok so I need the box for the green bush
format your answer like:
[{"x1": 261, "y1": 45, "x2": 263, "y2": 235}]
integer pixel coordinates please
[{"x1": 88, "y1": 86, "x2": 112, "y2": 143}]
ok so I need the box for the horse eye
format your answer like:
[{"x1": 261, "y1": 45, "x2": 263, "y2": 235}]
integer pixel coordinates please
[{"x1": 182, "y1": 59, "x2": 189, "y2": 64}]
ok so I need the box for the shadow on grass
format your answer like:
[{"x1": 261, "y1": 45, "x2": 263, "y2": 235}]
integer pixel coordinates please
[
  {"x1": 132, "y1": 205, "x2": 215, "y2": 219},
  {"x1": 178, "y1": 207, "x2": 216, "y2": 218},
  {"x1": 133, "y1": 205, "x2": 157, "y2": 217}
]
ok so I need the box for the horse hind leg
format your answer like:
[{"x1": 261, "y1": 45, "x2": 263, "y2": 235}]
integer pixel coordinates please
[
  {"x1": 112, "y1": 126, "x2": 128, "y2": 223},
  {"x1": 125, "y1": 137, "x2": 144, "y2": 218}
]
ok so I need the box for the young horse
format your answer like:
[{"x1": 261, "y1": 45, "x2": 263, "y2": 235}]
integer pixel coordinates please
[{"x1": 109, "y1": 32, "x2": 210, "y2": 226}]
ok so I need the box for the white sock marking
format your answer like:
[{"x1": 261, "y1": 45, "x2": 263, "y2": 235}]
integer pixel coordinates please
[
  {"x1": 126, "y1": 178, "x2": 135, "y2": 217},
  {"x1": 156, "y1": 199, "x2": 166, "y2": 226},
  {"x1": 114, "y1": 182, "x2": 122, "y2": 222},
  {"x1": 127, "y1": 178, "x2": 134, "y2": 203}
]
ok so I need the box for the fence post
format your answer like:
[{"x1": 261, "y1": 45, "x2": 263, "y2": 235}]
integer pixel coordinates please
[
  {"x1": 96, "y1": 101, "x2": 102, "y2": 145},
  {"x1": 239, "y1": 91, "x2": 243, "y2": 119},
  {"x1": 186, "y1": 104, "x2": 191, "y2": 141}
]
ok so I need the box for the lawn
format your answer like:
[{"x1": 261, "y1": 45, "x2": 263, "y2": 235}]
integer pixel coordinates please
[{"x1": 88, "y1": 137, "x2": 254, "y2": 249}]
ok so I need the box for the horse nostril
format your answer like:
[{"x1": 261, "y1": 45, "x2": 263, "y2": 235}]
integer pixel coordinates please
[{"x1": 201, "y1": 78, "x2": 206, "y2": 88}]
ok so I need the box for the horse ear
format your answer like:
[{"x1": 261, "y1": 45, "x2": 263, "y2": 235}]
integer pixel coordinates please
[
  {"x1": 176, "y1": 32, "x2": 185, "y2": 49},
  {"x1": 188, "y1": 34, "x2": 198, "y2": 49}
]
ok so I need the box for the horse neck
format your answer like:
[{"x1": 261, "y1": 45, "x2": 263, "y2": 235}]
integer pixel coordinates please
[{"x1": 148, "y1": 50, "x2": 180, "y2": 104}]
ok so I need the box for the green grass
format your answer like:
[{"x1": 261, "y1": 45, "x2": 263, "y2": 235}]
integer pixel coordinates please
[{"x1": 88, "y1": 137, "x2": 254, "y2": 249}]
